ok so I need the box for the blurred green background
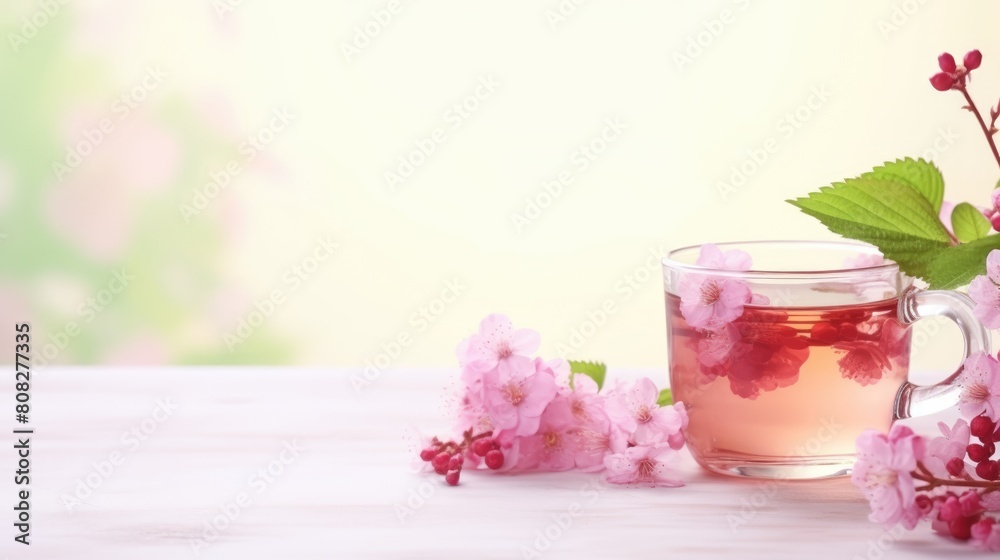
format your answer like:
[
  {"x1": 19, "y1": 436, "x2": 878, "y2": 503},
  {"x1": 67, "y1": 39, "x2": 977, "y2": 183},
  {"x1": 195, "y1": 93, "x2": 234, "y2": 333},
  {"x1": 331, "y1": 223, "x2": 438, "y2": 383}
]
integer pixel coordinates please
[{"x1": 3, "y1": 1, "x2": 998, "y2": 370}]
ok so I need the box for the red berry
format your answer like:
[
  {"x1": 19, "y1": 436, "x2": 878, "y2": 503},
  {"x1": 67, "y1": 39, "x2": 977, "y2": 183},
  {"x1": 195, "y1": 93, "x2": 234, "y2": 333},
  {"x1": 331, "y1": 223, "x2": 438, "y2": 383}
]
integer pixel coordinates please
[
  {"x1": 432, "y1": 451, "x2": 451, "y2": 475},
  {"x1": 484, "y1": 449, "x2": 505, "y2": 470},
  {"x1": 930, "y1": 72, "x2": 955, "y2": 91},
  {"x1": 938, "y1": 53, "x2": 957, "y2": 73},
  {"x1": 838, "y1": 323, "x2": 858, "y2": 341},
  {"x1": 971, "y1": 415, "x2": 995, "y2": 440},
  {"x1": 992, "y1": 213, "x2": 1000, "y2": 233},
  {"x1": 419, "y1": 447, "x2": 438, "y2": 462},
  {"x1": 976, "y1": 460, "x2": 996, "y2": 480},
  {"x1": 949, "y1": 517, "x2": 974, "y2": 541},
  {"x1": 969, "y1": 443, "x2": 989, "y2": 463},
  {"x1": 810, "y1": 322, "x2": 839, "y2": 344},
  {"x1": 472, "y1": 438, "x2": 493, "y2": 457},
  {"x1": 445, "y1": 469, "x2": 461, "y2": 486},
  {"x1": 986, "y1": 441, "x2": 997, "y2": 457},
  {"x1": 964, "y1": 49, "x2": 983, "y2": 71},
  {"x1": 448, "y1": 454, "x2": 464, "y2": 471},
  {"x1": 947, "y1": 457, "x2": 966, "y2": 477}
]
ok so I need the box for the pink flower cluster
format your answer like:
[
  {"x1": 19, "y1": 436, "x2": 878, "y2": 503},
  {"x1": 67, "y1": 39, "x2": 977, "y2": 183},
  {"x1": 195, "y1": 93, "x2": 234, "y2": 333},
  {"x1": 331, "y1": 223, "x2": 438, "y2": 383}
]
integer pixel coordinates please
[
  {"x1": 852, "y1": 350, "x2": 1000, "y2": 550},
  {"x1": 421, "y1": 314, "x2": 688, "y2": 487}
]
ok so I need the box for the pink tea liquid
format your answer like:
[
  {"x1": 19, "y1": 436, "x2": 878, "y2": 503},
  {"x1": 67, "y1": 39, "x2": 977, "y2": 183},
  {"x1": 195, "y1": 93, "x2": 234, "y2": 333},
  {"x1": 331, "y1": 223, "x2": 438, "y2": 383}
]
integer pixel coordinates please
[{"x1": 666, "y1": 294, "x2": 911, "y2": 476}]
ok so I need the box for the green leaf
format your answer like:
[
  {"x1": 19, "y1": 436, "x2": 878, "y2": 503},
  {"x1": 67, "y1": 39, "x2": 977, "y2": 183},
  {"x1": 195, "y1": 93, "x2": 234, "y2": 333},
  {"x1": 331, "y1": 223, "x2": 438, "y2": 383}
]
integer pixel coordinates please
[
  {"x1": 861, "y1": 158, "x2": 945, "y2": 213},
  {"x1": 951, "y1": 203, "x2": 991, "y2": 243},
  {"x1": 656, "y1": 388, "x2": 673, "y2": 406},
  {"x1": 788, "y1": 177, "x2": 952, "y2": 280},
  {"x1": 568, "y1": 360, "x2": 606, "y2": 390},
  {"x1": 923, "y1": 235, "x2": 1000, "y2": 289}
]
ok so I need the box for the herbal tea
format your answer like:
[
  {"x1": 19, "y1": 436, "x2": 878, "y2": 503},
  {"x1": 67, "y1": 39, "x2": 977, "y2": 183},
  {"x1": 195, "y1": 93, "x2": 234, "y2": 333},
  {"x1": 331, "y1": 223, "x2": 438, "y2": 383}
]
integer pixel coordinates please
[{"x1": 666, "y1": 293, "x2": 911, "y2": 475}]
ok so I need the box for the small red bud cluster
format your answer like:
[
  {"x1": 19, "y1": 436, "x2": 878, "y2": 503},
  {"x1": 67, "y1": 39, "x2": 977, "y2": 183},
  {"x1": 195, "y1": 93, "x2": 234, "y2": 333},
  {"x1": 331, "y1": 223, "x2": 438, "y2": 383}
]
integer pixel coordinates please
[
  {"x1": 418, "y1": 430, "x2": 505, "y2": 486},
  {"x1": 930, "y1": 50, "x2": 982, "y2": 91},
  {"x1": 968, "y1": 414, "x2": 1000, "y2": 480}
]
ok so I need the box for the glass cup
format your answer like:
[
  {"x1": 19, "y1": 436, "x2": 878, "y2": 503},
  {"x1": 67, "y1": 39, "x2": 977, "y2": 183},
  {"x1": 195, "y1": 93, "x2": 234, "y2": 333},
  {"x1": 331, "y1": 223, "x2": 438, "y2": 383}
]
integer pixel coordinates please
[{"x1": 662, "y1": 240, "x2": 990, "y2": 479}]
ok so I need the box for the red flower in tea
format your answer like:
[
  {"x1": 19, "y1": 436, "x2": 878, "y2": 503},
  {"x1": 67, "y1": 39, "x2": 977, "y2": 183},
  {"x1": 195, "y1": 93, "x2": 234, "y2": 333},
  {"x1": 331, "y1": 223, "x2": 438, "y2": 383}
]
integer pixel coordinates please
[{"x1": 835, "y1": 340, "x2": 892, "y2": 386}]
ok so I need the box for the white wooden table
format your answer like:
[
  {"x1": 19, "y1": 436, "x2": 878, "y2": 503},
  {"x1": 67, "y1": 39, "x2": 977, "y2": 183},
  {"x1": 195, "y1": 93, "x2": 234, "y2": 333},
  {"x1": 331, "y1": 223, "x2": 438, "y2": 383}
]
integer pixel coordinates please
[{"x1": 5, "y1": 367, "x2": 991, "y2": 559}]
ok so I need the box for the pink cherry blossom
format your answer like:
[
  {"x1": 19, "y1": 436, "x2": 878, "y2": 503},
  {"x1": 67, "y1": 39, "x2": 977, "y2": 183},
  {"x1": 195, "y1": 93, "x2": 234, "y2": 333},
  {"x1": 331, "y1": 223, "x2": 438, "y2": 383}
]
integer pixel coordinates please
[
  {"x1": 924, "y1": 419, "x2": 970, "y2": 479},
  {"x1": 482, "y1": 356, "x2": 557, "y2": 437},
  {"x1": 842, "y1": 252, "x2": 886, "y2": 269},
  {"x1": 972, "y1": 518, "x2": 1000, "y2": 551},
  {"x1": 958, "y1": 352, "x2": 1000, "y2": 421},
  {"x1": 460, "y1": 314, "x2": 541, "y2": 375},
  {"x1": 677, "y1": 276, "x2": 752, "y2": 330},
  {"x1": 695, "y1": 243, "x2": 752, "y2": 271},
  {"x1": 986, "y1": 249, "x2": 1000, "y2": 283},
  {"x1": 514, "y1": 396, "x2": 577, "y2": 471},
  {"x1": 603, "y1": 443, "x2": 683, "y2": 487},
  {"x1": 606, "y1": 378, "x2": 684, "y2": 445},
  {"x1": 969, "y1": 259, "x2": 1000, "y2": 328},
  {"x1": 851, "y1": 424, "x2": 926, "y2": 530}
]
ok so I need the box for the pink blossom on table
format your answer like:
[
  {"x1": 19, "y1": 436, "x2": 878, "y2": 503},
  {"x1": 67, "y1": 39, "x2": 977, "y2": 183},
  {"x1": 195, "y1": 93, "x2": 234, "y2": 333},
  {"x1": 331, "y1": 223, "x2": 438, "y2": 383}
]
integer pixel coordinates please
[
  {"x1": 514, "y1": 396, "x2": 577, "y2": 471},
  {"x1": 460, "y1": 314, "x2": 541, "y2": 376},
  {"x1": 603, "y1": 443, "x2": 683, "y2": 487},
  {"x1": 924, "y1": 419, "x2": 971, "y2": 479},
  {"x1": 852, "y1": 424, "x2": 926, "y2": 530},
  {"x1": 694, "y1": 243, "x2": 752, "y2": 271},
  {"x1": 564, "y1": 374, "x2": 607, "y2": 427},
  {"x1": 972, "y1": 518, "x2": 1000, "y2": 551},
  {"x1": 605, "y1": 378, "x2": 684, "y2": 445},
  {"x1": 665, "y1": 403, "x2": 688, "y2": 450},
  {"x1": 677, "y1": 276, "x2": 752, "y2": 330},
  {"x1": 482, "y1": 355, "x2": 557, "y2": 437},
  {"x1": 958, "y1": 352, "x2": 1000, "y2": 421}
]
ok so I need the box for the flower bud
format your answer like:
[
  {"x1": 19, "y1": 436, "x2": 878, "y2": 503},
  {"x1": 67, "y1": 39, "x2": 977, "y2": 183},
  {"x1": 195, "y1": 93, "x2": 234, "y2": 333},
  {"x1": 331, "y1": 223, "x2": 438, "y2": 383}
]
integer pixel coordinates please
[
  {"x1": 939, "y1": 52, "x2": 957, "y2": 73},
  {"x1": 930, "y1": 72, "x2": 954, "y2": 92},
  {"x1": 964, "y1": 49, "x2": 983, "y2": 71}
]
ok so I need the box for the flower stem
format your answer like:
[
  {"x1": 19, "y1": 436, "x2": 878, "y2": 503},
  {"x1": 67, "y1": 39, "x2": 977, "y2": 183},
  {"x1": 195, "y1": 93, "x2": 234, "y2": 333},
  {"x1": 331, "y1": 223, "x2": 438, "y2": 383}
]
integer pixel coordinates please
[
  {"x1": 957, "y1": 85, "x2": 1000, "y2": 172},
  {"x1": 913, "y1": 461, "x2": 1000, "y2": 491}
]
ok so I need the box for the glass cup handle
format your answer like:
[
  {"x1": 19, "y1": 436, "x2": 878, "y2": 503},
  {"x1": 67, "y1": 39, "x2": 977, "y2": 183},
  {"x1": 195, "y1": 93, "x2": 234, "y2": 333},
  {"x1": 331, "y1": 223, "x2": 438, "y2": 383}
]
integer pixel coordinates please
[{"x1": 894, "y1": 288, "x2": 992, "y2": 420}]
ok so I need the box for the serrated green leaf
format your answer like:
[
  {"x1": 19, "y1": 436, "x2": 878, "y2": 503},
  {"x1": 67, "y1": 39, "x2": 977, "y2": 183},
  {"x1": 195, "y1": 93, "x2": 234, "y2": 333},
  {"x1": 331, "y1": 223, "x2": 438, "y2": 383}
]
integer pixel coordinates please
[
  {"x1": 656, "y1": 388, "x2": 673, "y2": 406},
  {"x1": 788, "y1": 177, "x2": 951, "y2": 280},
  {"x1": 923, "y1": 235, "x2": 1000, "y2": 289},
  {"x1": 861, "y1": 158, "x2": 945, "y2": 213},
  {"x1": 568, "y1": 360, "x2": 606, "y2": 390},
  {"x1": 951, "y1": 203, "x2": 991, "y2": 243}
]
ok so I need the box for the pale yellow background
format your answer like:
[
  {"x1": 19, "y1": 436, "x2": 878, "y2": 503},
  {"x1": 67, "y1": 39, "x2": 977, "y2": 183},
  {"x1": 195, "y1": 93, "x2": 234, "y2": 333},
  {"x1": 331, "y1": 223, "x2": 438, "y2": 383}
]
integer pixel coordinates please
[{"x1": 3, "y1": 0, "x2": 999, "y2": 373}]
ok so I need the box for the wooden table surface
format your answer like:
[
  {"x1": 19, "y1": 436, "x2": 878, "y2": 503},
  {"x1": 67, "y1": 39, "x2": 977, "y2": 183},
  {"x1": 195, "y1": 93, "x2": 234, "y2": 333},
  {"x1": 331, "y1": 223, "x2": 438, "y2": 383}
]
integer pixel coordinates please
[{"x1": 5, "y1": 367, "x2": 991, "y2": 559}]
